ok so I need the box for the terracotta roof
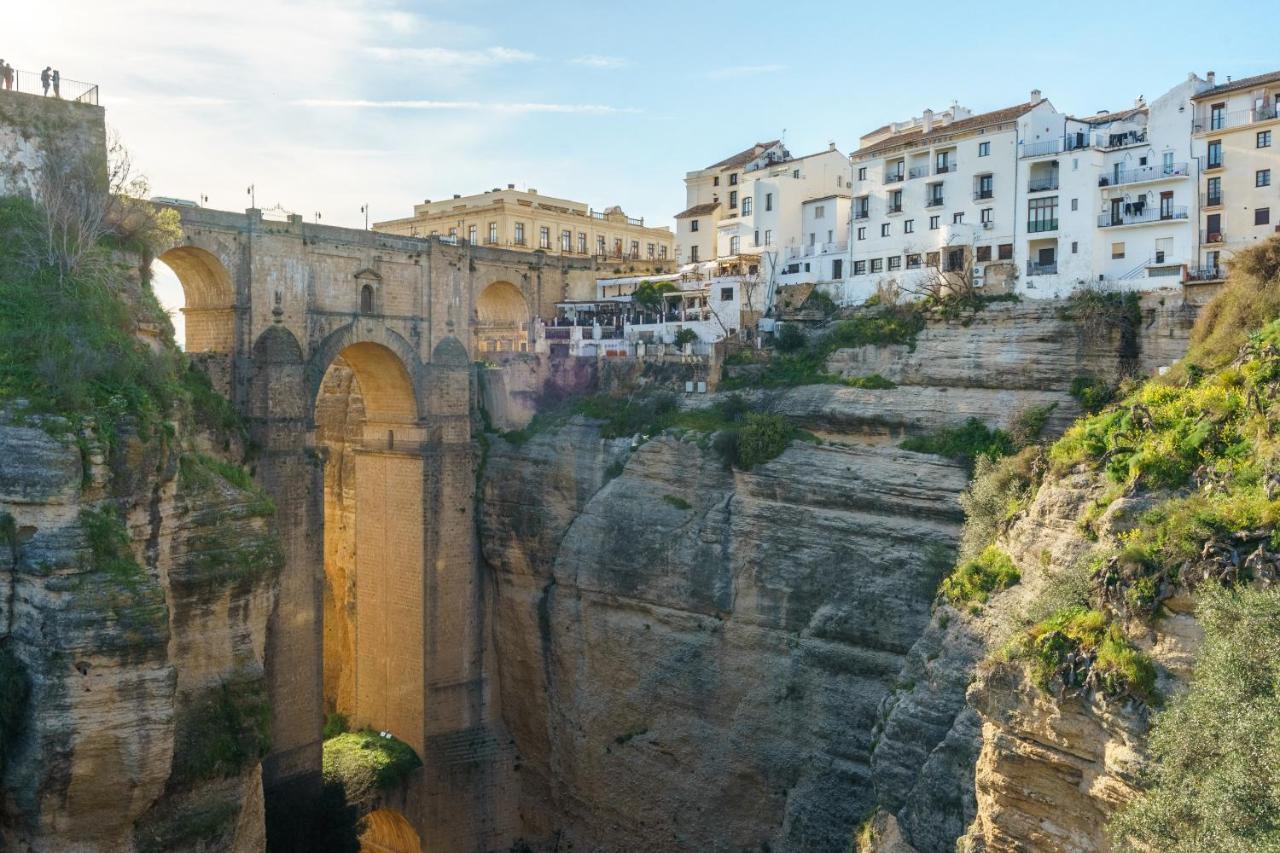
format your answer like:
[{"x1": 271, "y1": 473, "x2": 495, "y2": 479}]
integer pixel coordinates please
[
  {"x1": 855, "y1": 101, "x2": 1042, "y2": 157},
  {"x1": 1072, "y1": 106, "x2": 1148, "y2": 125},
  {"x1": 674, "y1": 202, "x2": 721, "y2": 219},
  {"x1": 707, "y1": 140, "x2": 783, "y2": 171},
  {"x1": 1192, "y1": 69, "x2": 1280, "y2": 100}
]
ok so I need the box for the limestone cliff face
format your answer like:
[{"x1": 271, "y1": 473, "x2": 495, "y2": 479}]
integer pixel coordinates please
[{"x1": 0, "y1": 415, "x2": 279, "y2": 852}]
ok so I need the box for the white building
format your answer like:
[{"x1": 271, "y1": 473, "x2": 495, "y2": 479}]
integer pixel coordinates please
[{"x1": 675, "y1": 141, "x2": 790, "y2": 266}]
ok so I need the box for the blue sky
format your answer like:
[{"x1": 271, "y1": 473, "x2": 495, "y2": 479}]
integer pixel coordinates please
[{"x1": 6, "y1": 0, "x2": 1277, "y2": 232}]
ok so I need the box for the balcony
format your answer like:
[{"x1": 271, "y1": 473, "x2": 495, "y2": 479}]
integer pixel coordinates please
[
  {"x1": 853, "y1": 209, "x2": 870, "y2": 220},
  {"x1": 1097, "y1": 162, "x2": 1190, "y2": 188},
  {"x1": 1027, "y1": 218, "x2": 1059, "y2": 233},
  {"x1": 1020, "y1": 138, "x2": 1063, "y2": 158},
  {"x1": 1027, "y1": 175, "x2": 1059, "y2": 192},
  {"x1": 884, "y1": 171, "x2": 905, "y2": 184},
  {"x1": 908, "y1": 165, "x2": 931, "y2": 180},
  {"x1": 1027, "y1": 261, "x2": 1058, "y2": 276},
  {"x1": 973, "y1": 189, "x2": 994, "y2": 201},
  {"x1": 1194, "y1": 104, "x2": 1279, "y2": 133},
  {"x1": 1097, "y1": 205, "x2": 1188, "y2": 227},
  {"x1": 887, "y1": 203, "x2": 904, "y2": 214},
  {"x1": 935, "y1": 162, "x2": 957, "y2": 174},
  {"x1": 1202, "y1": 191, "x2": 1224, "y2": 207},
  {"x1": 1202, "y1": 229, "x2": 1226, "y2": 244},
  {"x1": 925, "y1": 196, "x2": 944, "y2": 208},
  {"x1": 1185, "y1": 265, "x2": 1225, "y2": 283},
  {"x1": 1204, "y1": 156, "x2": 1224, "y2": 171}
]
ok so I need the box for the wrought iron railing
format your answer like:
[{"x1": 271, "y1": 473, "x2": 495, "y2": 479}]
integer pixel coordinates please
[
  {"x1": 2, "y1": 68, "x2": 98, "y2": 104},
  {"x1": 1026, "y1": 261, "x2": 1058, "y2": 276},
  {"x1": 1098, "y1": 162, "x2": 1189, "y2": 187},
  {"x1": 1097, "y1": 205, "x2": 1188, "y2": 227}
]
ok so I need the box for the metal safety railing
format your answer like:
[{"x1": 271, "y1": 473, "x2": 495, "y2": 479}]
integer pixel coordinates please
[{"x1": 0, "y1": 68, "x2": 98, "y2": 105}]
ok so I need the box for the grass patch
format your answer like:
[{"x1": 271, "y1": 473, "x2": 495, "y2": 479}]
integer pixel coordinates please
[
  {"x1": 900, "y1": 418, "x2": 1015, "y2": 468},
  {"x1": 662, "y1": 494, "x2": 692, "y2": 510},
  {"x1": 1070, "y1": 375, "x2": 1116, "y2": 414},
  {"x1": 81, "y1": 505, "x2": 144, "y2": 584},
  {"x1": 1008, "y1": 607, "x2": 1158, "y2": 705},
  {"x1": 957, "y1": 447, "x2": 1043, "y2": 561},
  {"x1": 843, "y1": 373, "x2": 897, "y2": 390},
  {"x1": 179, "y1": 453, "x2": 275, "y2": 516},
  {"x1": 940, "y1": 546, "x2": 1020, "y2": 609},
  {"x1": 323, "y1": 711, "x2": 350, "y2": 740},
  {"x1": 172, "y1": 680, "x2": 272, "y2": 785},
  {"x1": 322, "y1": 730, "x2": 423, "y2": 804}
]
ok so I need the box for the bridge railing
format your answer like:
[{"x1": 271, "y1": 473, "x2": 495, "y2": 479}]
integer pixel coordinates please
[{"x1": 2, "y1": 69, "x2": 98, "y2": 105}]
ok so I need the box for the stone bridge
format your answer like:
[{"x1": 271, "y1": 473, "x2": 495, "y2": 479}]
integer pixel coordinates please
[{"x1": 158, "y1": 206, "x2": 605, "y2": 851}]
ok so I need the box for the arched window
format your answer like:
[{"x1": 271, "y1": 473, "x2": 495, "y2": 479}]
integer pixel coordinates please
[{"x1": 360, "y1": 284, "x2": 374, "y2": 314}]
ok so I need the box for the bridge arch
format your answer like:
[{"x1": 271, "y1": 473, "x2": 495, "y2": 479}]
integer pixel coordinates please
[
  {"x1": 474, "y1": 280, "x2": 530, "y2": 354},
  {"x1": 306, "y1": 323, "x2": 423, "y2": 424},
  {"x1": 155, "y1": 245, "x2": 235, "y2": 353},
  {"x1": 360, "y1": 808, "x2": 421, "y2": 852}
]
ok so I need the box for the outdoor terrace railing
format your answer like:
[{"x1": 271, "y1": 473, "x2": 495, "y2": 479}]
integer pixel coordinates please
[
  {"x1": 1202, "y1": 229, "x2": 1226, "y2": 244},
  {"x1": 908, "y1": 165, "x2": 931, "y2": 180},
  {"x1": 1027, "y1": 175, "x2": 1059, "y2": 192},
  {"x1": 1097, "y1": 205, "x2": 1188, "y2": 227},
  {"x1": 1202, "y1": 191, "x2": 1224, "y2": 207},
  {"x1": 934, "y1": 162, "x2": 957, "y2": 174},
  {"x1": 1194, "y1": 105, "x2": 1279, "y2": 133},
  {"x1": 1026, "y1": 261, "x2": 1058, "y2": 276},
  {"x1": 1185, "y1": 265, "x2": 1224, "y2": 282},
  {"x1": 1027, "y1": 218, "x2": 1059, "y2": 233},
  {"x1": 1020, "y1": 138, "x2": 1063, "y2": 158},
  {"x1": 1, "y1": 69, "x2": 98, "y2": 105},
  {"x1": 1098, "y1": 162, "x2": 1189, "y2": 187}
]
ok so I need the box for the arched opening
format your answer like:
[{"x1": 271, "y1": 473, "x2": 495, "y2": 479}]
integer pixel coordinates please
[
  {"x1": 314, "y1": 340, "x2": 425, "y2": 755},
  {"x1": 360, "y1": 283, "x2": 375, "y2": 314},
  {"x1": 473, "y1": 281, "x2": 529, "y2": 355},
  {"x1": 152, "y1": 246, "x2": 235, "y2": 353},
  {"x1": 360, "y1": 809, "x2": 421, "y2": 853}
]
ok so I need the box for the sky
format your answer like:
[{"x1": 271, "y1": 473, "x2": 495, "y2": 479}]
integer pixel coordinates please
[{"x1": 5, "y1": 0, "x2": 1276, "y2": 337}]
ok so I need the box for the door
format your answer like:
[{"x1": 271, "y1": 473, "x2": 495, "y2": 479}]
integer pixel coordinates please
[
  {"x1": 1160, "y1": 191, "x2": 1174, "y2": 220},
  {"x1": 1206, "y1": 213, "x2": 1221, "y2": 242},
  {"x1": 1038, "y1": 247, "x2": 1056, "y2": 266},
  {"x1": 1111, "y1": 198, "x2": 1124, "y2": 225},
  {"x1": 832, "y1": 259, "x2": 843, "y2": 280}
]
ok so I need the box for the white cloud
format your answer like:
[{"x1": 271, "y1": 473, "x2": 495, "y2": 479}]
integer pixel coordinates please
[
  {"x1": 707, "y1": 64, "x2": 786, "y2": 80},
  {"x1": 571, "y1": 54, "x2": 627, "y2": 69},
  {"x1": 364, "y1": 46, "x2": 536, "y2": 67},
  {"x1": 294, "y1": 99, "x2": 640, "y2": 115}
]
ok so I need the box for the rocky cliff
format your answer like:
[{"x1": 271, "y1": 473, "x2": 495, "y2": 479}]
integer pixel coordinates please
[{"x1": 480, "y1": 292, "x2": 1198, "y2": 852}]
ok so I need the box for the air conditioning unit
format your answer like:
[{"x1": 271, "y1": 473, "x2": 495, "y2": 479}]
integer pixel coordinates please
[{"x1": 973, "y1": 266, "x2": 984, "y2": 278}]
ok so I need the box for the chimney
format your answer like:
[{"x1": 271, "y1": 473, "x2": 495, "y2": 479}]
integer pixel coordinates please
[
  {"x1": 1207, "y1": 70, "x2": 1216, "y2": 85},
  {"x1": 1030, "y1": 89, "x2": 1042, "y2": 103},
  {"x1": 828, "y1": 141, "x2": 836, "y2": 151},
  {"x1": 921, "y1": 108, "x2": 934, "y2": 133},
  {"x1": 1135, "y1": 95, "x2": 1145, "y2": 108}
]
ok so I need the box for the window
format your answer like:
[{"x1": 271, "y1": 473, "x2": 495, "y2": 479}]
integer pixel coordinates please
[
  {"x1": 906, "y1": 254, "x2": 921, "y2": 269},
  {"x1": 1072, "y1": 241, "x2": 1079, "y2": 254},
  {"x1": 560, "y1": 230, "x2": 572, "y2": 252},
  {"x1": 857, "y1": 227, "x2": 866, "y2": 241},
  {"x1": 976, "y1": 245, "x2": 992, "y2": 262},
  {"x1": 729, "y1": 190, "x2": 738, "y2": 210},
  {"x1": 1071, "y1": 198, "x2": 1078, "y2": 211},
  {"x1": 579, "y1": 232, "x2": 588, "y2": 254},
  {"x1": 659, "y1": 245, "x2": 668, "y2": 259},
  {"x1": 926, "y1": 251, "x2": 940, "y2": 268},
  {"x1": 870, "y1": 258, "x2": 883, "y2": 273},
  {"x1": 648, "y1": 243, "x2": 656, "y2": 258},
  {"x1": 981, "y1": 208, "x2": 993, "y2": 224},
  {"x1": 857, "y1": 166, "x2": 867, "y2": 181},
  {"x1": 597, "y1": 235, "x2": 606, "y2": 255},
  {"x1": 1258, "y1": 208, "x2": 1272, "y2": 226},
  {"x1": 720, "y1": 287, "x2": 734, "y2": 301},
  {"x1": 729, "y1": 172, "x2": 738, "y2": 186},
  {"x1": 1258, "y1": 169, "x2": 1272, "y2": 188},
  {"x1": 613, "y1": 238, "x2": 623, "y2": 257},
  {"x1": 713, "y1": 176, "x2": 720, "y2": 186},
  {"x1": 630, "y1": 240, "x2": 640, "y2": 258},
  {"x1": 814, "y1": 204, "x2": 826, "y2": 218},
  {"x1": 754, "y1": 229, "x2": 760, "y2": 246},
  {"x1": 808, "y1": 232, "x2": 816, "y2": 246},
  {"x1": 976, "y1": 174, "x2": 993, "y2": 198},
  {"x1": 953, "y1": 212, "x2": 964, "y2": 224},
  {"x1": 888, "y1": 256, "x2": 902, "y2": 271},
  {"x1": 827, "y1": 229, "x2": 833, "y2": 243},
  {"x1": 793, "y1": 169, "x2": 800, "y2": 179},
  {"x1": 832, "y1": 258, "x2": 843, "y2": 278},
  {"x1": 765, "y1": 192, "x2": 773, "y2": 211},
  {"x1": 889, "y1": 189, "x2": 903, "y2": 211},
  {"x1": 945, "y1": 248, "x2": 964, "y2": 273},
  {"x1": 488, "y1": 222, "x2": 497, "y2": 244},
  {"x1": 1260, "y1": 130, "x2": 1273, "y2": 148},
  {"x1": 978, "y1": 141, "x2": 990, "y2": 157},
  {"x1": 1207, "y1": 140, "x2": 1223, "y2": 168},
  {"x1": 691, "y1": 219, "x2": 700, "y2": 232},
  {"x1": 514, "y1": 222, "x2": 525, "y2": 245},
  {"x1": 539, "y1": 226, "x2": 550, "y2": 249},
  {"x1": 359, "y1": 284, "x2": 374, "y2": 314},
  {"x1": 929, "y1": 216, "x2": 940, "y2": 230},
  {"x1": 765, "y1": 229, "x2": 772, "y2": 245},
  {"x1": 1210, "y1": 102, "x2": 1226, "y2": 130},
  {"x1": 880, "y1": 223, "x2": 891, "y2": 237},
  {"x1": 742, "y1": 196, "x2": 753, "y2": 215},
  {"x1": 853, "y1": 260, "x2": 867, "y2": 275},
  {"x1": 1207, "y1": 176, "x2": 1222, "y2": 205},
  {"x1": 468, "y1": 224, "x2": 477, "y2": 243},
  {"x1": 926, "y1": 182, "x2": 943, "y2": 206},
  {"x1": 1027, "y1": 196, "x2": 1058, "y2": 232},
  {"x1": 690, "y1": 245, "x2": 699, "y2": 262},
  {"x1": 729, "y1": 236, "x2": 740, "y2": 254},
  {"x1": 904, "y1": 219, "x2": 914, "y2": 233},
  {"x1": 1112, "y1": 241, "x2": 1125, "y2": 259},
  {"x1": 998, "y1": 243, "x2": 1013, "y2": 260}
]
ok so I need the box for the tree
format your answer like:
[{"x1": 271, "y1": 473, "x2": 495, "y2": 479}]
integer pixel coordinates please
[
  {"x1": 632, "y1": 280, "x2": 677, "y2": 311},
  {"x1": 900, "y1": 242, "x2": 977, "y2": 303}
]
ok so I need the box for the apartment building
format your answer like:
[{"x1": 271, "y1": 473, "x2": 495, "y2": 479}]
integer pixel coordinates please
[
  {"x1": 674, "y1": 141, "x2": 790, "y2": 265},
  {"x1": 374, "y1": 185, "x2": 673, "y2": 263},
  {"x1": 845, "y1": 95, "x2": 1049, "y2": 304},
  {"x1": 1189, "y1": 70, "x2": 1280, "y2": 284}
]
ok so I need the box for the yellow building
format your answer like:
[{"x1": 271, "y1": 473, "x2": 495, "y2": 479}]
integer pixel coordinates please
[
  {"x1": 1190, "y1": 70, "x2": 1280, "y2": 283},
  {"x1": 374, "y1": 184, "x2": 674, "y2": 263}
]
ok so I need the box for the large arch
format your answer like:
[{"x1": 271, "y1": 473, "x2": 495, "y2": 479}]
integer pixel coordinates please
[
  {"x1": 306, "y1": 323, "x2": 423, "y2": 424},
  {"x1": 315, "y1": 339, "x2": 426, "y2": 757},
  {"x1": 360, "y1": 809, "x2": 421, "y2": 852},
  {"x1": 473, "y1": 280, "x2": 530, "y2": 355},
  {"x1": 155, "y1": 245, "x2": 236, "y2": 353}
]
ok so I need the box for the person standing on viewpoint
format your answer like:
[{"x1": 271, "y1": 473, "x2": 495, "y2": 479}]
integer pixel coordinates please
[
  {"x1": 52, "y1": 68, "x2": 60, "y2": 98},
  {"x1": 40, "y1": 66, "x2": 50, "y2": 95}
]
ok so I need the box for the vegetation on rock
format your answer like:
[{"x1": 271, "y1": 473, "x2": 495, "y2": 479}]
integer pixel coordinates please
[
  {"x1": 322, "y1": 730, "x2": 423, "y2": 804},
  {"x1": 940, "y1": 546, "x2": 1020, "y2": 609},
  {"x1": 956, "y1": 448, "x2": 1044, "y2": 562},
  {"x1": 1006, "y1": 606, "x2": 1158, "y2": 705},
  {"x1": 171, "y1": 680, "x2": 272, "y2": 785},
  {"x1": 900, "y1": 418, "x2": 1014, "y2": 468}
]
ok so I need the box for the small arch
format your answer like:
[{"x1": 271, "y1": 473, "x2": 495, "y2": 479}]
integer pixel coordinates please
[
  {"x1": 474, "y1": 280, "x2": 530, "y2": 354},
  {"x1": 360, "y1": 284, "x2": 375, "y2": 314},
  {"x1": 250, "y1": 326, "x2": 305, "y2": 421},
  {"x1": 155, "y1": 245, "x2": 236, "y2": 353},
  {"x1": 359, "y1": 809, "x2": 420, "y2": 853}
]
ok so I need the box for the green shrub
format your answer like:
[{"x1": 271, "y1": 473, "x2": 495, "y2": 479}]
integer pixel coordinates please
[
  {"x1": 322, "y1": 730, "x2": 422, "y2": 804},
  {"x1": 81, "y1": 505, "x2": 143, "y2": 583},
  {"x1": 900, "y1": 418, "x2": 1015, "y2": 468},
  {"x1": 736, "y1": 413, "x2": 791, "y2": 469},
  {"x1": 662, "y1": 494, "x2": 692, "y2": 510},
  {"x1": 1009, "y1": 607, "x2": 1158, "y2": 705},
  {"x1": 179, "y1": 453, "x2": 275, "y2": 516},
  {"x1": 172, "y1": 680, "x2": 272, "y2": 784},
  {"x1": 323, "y1": 711, "x2": 350, "y2": 740},
  {"x1": 774, "y1": 323, "x2": 807, "y2": 352},
  {"x1": 1070, "y1": 375, "x2": 1115, "y2": 414},
  {"x1": 673, "y1": 327, "x2": 699, "y2": 347},
  {"x1": 803, "y1": 289, "x2": 837, "y2": 316},
  {"x1": 1109, "y1": 587, "x2": 1280, "y2": 851},
  {"x1": 957, "y1": 448, "x2": 1042, "y2": 561},
  {"x1": 1010, "y1": 403, "x2": 1057, "y2": 448},
  {"x1": 940, "y1": 546, "x2": 1021, "y2": 607},
  {"x1": 632, "y1": 280, "x2": 677, "y2": 310},
  {"x1": 843, "y1": 373, "x2": 897, "y2": 390}
]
